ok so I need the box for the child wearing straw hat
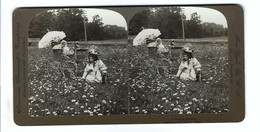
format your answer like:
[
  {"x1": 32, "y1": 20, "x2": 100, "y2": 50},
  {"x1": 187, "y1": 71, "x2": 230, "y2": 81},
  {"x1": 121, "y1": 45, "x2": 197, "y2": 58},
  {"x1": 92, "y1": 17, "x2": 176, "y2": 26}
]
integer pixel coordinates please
[
  {"x1": 81, "y1": 46, "x2": 107, "y2": 83},
  {"x1": 175, "y1": 46, "x2": 202, "y2": 81}
]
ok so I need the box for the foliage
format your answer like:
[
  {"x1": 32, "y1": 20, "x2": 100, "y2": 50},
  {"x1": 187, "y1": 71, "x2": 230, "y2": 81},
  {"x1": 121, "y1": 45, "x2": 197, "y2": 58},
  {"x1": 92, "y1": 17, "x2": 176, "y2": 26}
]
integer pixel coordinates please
[
  {"x1": 129, "y1": 8, "x2": 227, "y2": 38},
  {"x1": 28, "y1": 44, "x2": 129, "y2": 116},
  {"x1": 28, "y1": 39, "x2": 229, "y2": 116},
  {"x1": 150, "y1": 7, "x2": 183, "y2": 39},
  {"x1": 129, "y1": 10, "x2": 152, "y2": 35},
  {"x1": 28, "y1": 9, "x2": 127, "y2": 41},
  {"x1": 55, "y1": 9, "x2": 86, "y2": 41},
  {"x1": 185, "y1": 12, "x2": 203, "y2": 38},
  {"x1": 103, "y1": 25, "x2": 128, "y2": 39},
  {"x1": 28, "y1": 11, "x2": 56, "y2": 38},
  {"x1": 86, "y1": 15, "x2": 105, "y2": 40},
  {"x1": 202, "y1": 22, "x2": 227, "y2": 37},
  {"x1": 128, "y1": 40, "x2": 229, "y2": 114},
  {"x1": 129, "y1": 7, "x2": 183, "y2": 39}
]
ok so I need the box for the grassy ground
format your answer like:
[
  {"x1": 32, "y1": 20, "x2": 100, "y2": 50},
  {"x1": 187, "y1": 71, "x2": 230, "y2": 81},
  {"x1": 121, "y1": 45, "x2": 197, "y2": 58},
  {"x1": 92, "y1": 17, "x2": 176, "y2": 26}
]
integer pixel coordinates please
[
  {"x1": 128, "y1": 40, "x2": 229, "y2": 114},
  {"x1": 128, "y1": 36, "x2": 228, "y2": 43},
  {"x1": 28, "y1": 38, "x2": 229, "y2": 116},
  {"x1": 28, "y1": 44, "x2": 129, "y2": 116},
  {"x1": 167, "y1": 36, "x2": 228, "y2": 43}
]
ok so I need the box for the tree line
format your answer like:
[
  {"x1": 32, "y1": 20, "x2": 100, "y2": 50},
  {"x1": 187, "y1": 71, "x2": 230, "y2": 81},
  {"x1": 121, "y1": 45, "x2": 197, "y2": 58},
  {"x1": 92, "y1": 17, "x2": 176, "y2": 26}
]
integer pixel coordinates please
[
  {"x1": 129, "y1": 7, "x2": 228, "y2": 39},
  {"x1": 29, "y1": 8, "x2": 227, "y2": 41},
  {"x1": 29, "y1": 9, "x2": 127, "y2": 41}
]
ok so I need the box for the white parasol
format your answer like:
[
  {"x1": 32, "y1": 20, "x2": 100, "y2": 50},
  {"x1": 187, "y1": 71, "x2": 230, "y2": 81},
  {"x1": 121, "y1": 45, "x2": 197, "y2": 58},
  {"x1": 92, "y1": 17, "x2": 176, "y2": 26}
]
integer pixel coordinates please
[
  {"x1": 133, "y1": 29, "x2": 161, "y2": 46},
  {"x1": 38, "y1": 31, "x2": 66, "y2": 48}
]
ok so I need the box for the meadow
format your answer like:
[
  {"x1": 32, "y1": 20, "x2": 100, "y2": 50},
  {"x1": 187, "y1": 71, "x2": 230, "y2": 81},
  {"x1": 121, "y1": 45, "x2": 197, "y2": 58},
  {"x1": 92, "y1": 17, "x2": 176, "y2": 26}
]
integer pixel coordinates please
[
  {"x1": 28, "y1": 38, "x2": 229, "y2": 116},
  {"x1": 28, "y1": 43, "x2": 129, "y2": 116},
  {"x1": 128, "y1": 39, "x2": 229, "y2": 114}
]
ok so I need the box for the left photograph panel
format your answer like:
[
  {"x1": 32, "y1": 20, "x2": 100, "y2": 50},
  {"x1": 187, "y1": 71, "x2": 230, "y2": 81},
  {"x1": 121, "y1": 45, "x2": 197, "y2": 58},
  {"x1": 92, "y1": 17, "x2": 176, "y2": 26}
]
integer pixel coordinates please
[{"x1": 28, "y1": 8, "x2": 129, "y2": 116}]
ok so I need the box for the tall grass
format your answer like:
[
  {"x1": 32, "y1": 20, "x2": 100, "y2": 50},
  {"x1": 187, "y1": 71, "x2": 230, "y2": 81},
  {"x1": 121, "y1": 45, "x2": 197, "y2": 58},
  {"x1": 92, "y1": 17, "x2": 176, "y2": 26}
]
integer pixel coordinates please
[
  {"x1": 28, "y1": 40, "x2": 229, "y2": 116},
  {"x1": 128, "y1": 42, "x2": 229, "y2": 114}
]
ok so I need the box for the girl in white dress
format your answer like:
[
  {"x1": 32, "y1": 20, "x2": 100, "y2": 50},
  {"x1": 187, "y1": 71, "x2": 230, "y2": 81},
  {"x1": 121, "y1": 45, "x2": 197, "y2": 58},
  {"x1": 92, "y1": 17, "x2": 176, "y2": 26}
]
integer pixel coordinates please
[
  {"x1": 81, "y1": 46, "x2": 107, "y2": 83},
  {"x1": 175, "y1": 47, "x2": 201, "y2": 81}
]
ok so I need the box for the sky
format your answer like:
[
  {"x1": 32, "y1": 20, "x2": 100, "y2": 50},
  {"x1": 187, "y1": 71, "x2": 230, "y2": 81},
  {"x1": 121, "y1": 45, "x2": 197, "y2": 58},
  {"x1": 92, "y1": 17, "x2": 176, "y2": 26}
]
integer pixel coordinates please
[
  {"x1": 81, "y1": 8, "x2": 128, "y2": 30},
  {"x1": 82, "y1": 7, "x2": 227, "y2": 30},
  {"x1": 180, "y1": 7, "x2": 227, "y2": 28}
]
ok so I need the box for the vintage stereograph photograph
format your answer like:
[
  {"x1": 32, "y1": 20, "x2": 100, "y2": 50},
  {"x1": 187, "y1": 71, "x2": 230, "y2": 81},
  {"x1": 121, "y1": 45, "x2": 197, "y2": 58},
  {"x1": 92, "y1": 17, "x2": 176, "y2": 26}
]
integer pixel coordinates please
[
  {"x1": 13, "y1": 5, "x2": 244, "y2": 125},
  {"x1": 28, "y1": 8, "x2": 129, "y2": 116},
  {"x1": 128, "y1": 7, "x2": 229, "y2": 114}
]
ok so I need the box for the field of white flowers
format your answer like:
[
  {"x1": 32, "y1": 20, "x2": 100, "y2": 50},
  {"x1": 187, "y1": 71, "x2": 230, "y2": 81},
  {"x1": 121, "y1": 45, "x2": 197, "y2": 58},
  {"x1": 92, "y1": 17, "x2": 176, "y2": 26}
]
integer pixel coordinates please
[
  {"x1": 28, "y1": 39, "x2": 229, "y2": 116},
  {"x1": 128, "y1": 40, "x2": 229, "y2": 114}
]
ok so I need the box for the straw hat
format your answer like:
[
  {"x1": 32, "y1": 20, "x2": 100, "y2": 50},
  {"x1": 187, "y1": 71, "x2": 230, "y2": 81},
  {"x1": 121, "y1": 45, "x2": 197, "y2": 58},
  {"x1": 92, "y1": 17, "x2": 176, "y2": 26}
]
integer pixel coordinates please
[
  {"x1": 182, "y1": 43, "x2": 194, "y2": 53},
  {"x1": 182, "y1": 46, "x2": 194, "y2": 53},
  {"x1": 88, "y1": 45, "x2": 99, "y2": 55}
]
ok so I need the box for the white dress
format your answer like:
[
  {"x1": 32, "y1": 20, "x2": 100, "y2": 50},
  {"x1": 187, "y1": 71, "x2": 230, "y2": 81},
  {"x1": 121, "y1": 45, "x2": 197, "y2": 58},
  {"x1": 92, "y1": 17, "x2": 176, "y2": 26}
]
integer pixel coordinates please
[
  {"x1": 176, "y1": 58, "x2": 201, "y2": 81},
  {"x1": 62, "y1": 46, "x2": 74, "y2": 56},
  {"x1": 82, "y1": 60, "x2": 107, "y2": 83},
  {"x1": 147, "y1": 42, "x2": 169, "y2": 53},
  {"x1": 157, "y1": 43, "x2": 169, "y2": 53}
]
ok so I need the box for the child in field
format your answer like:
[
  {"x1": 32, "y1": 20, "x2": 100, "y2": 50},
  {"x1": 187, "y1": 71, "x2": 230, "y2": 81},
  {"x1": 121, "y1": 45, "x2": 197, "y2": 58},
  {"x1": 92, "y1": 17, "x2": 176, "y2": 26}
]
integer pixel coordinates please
[
  {"x1": 175, "y1": 46, "x2": 202, "y2": 81},
  {"x1": 52, "y1": 40, "x2": 74, "y2": 57},
  {"x1": 52, "y1": 40, "x2": 76, "y2": 78},
  {"x1": 81, "y1": 46, "x2": 107, "y2": 83},
  {"x1": 147, "y1": 38, "x2": 169, "y2": 54},
  {"x1": 61, "y1": 40, "x2": 74, "y2": 56}
]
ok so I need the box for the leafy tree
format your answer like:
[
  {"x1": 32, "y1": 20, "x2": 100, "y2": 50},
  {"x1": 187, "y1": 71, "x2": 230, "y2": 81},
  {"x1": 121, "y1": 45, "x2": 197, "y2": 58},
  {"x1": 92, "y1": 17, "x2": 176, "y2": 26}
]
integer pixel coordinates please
[
  {"x1": 86, "y1": 15, "x2": 106, "y2": 40},
  {"x1": 224, "y1": 28, "x2": 228, "y2": 36},
  {"x1": 103, "y1": 25, "x2": 127, "y2": 39},
  {"x1": 129, "y1": 7, "x2": 183, "y2": 39},
  {"x1": 129, "y1": 10, "x2": 151, "y2": 35},
  {"x1": 129, "y1": 7, "x2": 228, "y2": 39},
  {"x1": 201, "y1": 22, "x2": 226, "y2": 37},
  {"x1": 28, "y1": 11, "x2": 56, "y2": 38},
  {"x1": 55, "y1": 9, "x2": 85, "y2": 41},
  {"x1": 150, "y1": 7, "x2": 183, "y2": 38},
  {"x1": 185, "y1": 12, "x2": 203, "y2": 38},
  {"x1": 29, "y1": 9, "x2": 127, "y2": 41},
  {"x1": 29, "y1": 9, "x2": 86, "y2": 41}
]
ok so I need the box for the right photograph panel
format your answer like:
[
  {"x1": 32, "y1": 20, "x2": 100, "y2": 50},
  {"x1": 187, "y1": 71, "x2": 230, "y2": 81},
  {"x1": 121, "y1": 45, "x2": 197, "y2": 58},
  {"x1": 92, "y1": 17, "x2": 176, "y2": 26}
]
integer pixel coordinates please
[{"x1": 128, "y1": 6, "x2": 229, "y2": 114}]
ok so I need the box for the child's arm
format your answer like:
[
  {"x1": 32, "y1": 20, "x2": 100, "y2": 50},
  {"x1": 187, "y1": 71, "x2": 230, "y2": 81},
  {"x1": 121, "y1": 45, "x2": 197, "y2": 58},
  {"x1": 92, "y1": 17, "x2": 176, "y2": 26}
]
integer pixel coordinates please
[
  {"x1": 98, "y1": 60, "x2": 107, "y2": 75},
  {"x1": 175, "y1": 62, "x2": 185, "y2": 77},
  {"x1": 176, "y1": 69, "x2": 182, "y2": 77},
  {"x1": 82, "y1": 65, "x2": 90, "y2": 79},
  {"x1": 98, "y1": 60, "x2": 107, "y2": 84},
  {"x1": 193, "y1": 58, "x2": 201, "y2": 72}
]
